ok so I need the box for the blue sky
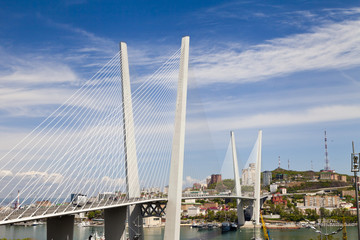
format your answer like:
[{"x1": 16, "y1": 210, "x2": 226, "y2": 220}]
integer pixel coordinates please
[{"x1": 1, "y1": 0, "x2": 360, "y2": 186}]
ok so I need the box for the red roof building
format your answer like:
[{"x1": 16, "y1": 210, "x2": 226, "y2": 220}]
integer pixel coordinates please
[{"x1": 271, "y1": 192, "x2": 287, "y2": 205}]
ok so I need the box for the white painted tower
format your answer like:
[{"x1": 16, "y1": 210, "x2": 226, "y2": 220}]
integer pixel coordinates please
[
  {"x1": 119, "y1": 42, "x2": 143, "y2": 240},
  {"x1": 230, "y1": 131, "x2": 245, "y2": 226},
  {"x1": 253, "y1": 130, "x2": 262, "y2": 225},
  {"x1": 163, "y1": 36, "x2": 190, "y2": 240}
]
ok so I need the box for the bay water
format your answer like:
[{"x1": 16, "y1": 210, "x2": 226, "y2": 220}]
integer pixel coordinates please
[{"x1": 0, "y1": 225, "x2": 357, "y2": 239}]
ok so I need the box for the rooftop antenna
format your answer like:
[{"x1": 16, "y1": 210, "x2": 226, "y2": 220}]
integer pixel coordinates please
[
  {"x1": 311, "y1": 160, "x2": 313, "y2": 171},
  {"x1": 288, "y1": 159, "x2": 290, "y2": 170},
  {"x1": 278, "y1": 156, "x2": 281, "y2": 169},
  {"x1": 324, "y1": 130, "x2": 330, "y2": 171}
]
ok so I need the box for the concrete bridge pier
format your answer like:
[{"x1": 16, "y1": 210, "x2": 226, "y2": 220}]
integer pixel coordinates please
[
  {"x1": 104, "y1": 206, "x2": 127, "y2": 240},
  {"x1": 237, "y1": 200, "x2": 245, "y2": 226},
  {"x1": 47, "y1": 215, "x2": 74, "y2": 240},
  {"x1": 128, "y1": 205, "x2": 144, "y2": 240}
]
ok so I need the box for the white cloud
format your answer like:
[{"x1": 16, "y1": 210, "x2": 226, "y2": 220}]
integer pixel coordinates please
[
  {"x1": 190, "y1": 18, "x2": 360, "y2": 85},
  {"x1": 0, "y1": 47, "x2": 79, "y2": 85},
  {"x1": 101, "y1": 176, "x2": 126, "y2": 187},
  {"x1": 183, "y1": 176, "x2": 207, "y2": 187},
  {"x1": 0, "y1": 64, "x2": 78, "y2": 85},
  {"x1": 0, "y1": 170, "x2": 13, "y2": 177},
  {"x1": 15, "y1": 171, "x2": 64, "y2": 184},
  {"x1": 201, "y1": 104, "x2": 360, "y2": 132}
]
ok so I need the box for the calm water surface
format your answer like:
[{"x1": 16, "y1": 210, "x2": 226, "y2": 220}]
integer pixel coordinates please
[{"x1": 0, "y1": 225, "x2": 357, "y2": 239}]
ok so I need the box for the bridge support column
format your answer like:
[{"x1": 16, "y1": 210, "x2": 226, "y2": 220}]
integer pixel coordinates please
[
  {"x1": 128, "y1": 204, "x2": 144, "y2": 239},
  {"x1": 164, "y1": 36, "x2": 190, "y2": 240},
  {"x1": 47, "y1": 215, "x2": 74, "y2": 240},
  {"x1": 119, "y1": 42, "x2": 143, "y2": 239},
  {"x1": 104, "y1": 206, "x2": 127, "y2": 240},
  {"x1": 253, "y1": 130, "x2": 262, "y2": 225},
  {"x1": 230, "y1": 131, "x2": 245, "y2": 226}
]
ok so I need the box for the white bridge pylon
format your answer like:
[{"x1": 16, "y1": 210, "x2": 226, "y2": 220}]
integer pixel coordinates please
[
  {"x1": 0, "y1": 35, "x2": 264, "y2": 239},
  {"x1": 0, "y1": 37, "x2": 189, "y2": 239}
]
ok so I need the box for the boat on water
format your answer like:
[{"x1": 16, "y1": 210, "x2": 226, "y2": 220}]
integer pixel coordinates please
[
  {"x1": 31, "y1": 221, "x2": 45, "y2": 226},
  {"x1": 89, "y1": 231, "x2": 105, "y2": 240},
  {"x1": 191, "y1": 222, "x2": 201, "y2": 228},
  {"x1": 230, "y1": 222, "x2": 238, "y2": 231},
  {"x1": 221, "y1": 222, "x2": 231, "y2": 232},
  {"x1": 78, "y1": 221, "x2": 91, "y2": 227},
  {"x1": 207, "y1": 223, "x2": 215, "y2": 230},
  {"x1": 196, "y1": 224, "x2": 207, "y2": 231}
]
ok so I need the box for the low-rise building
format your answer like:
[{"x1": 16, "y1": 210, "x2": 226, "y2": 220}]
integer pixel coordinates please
[
  {"x1": 320, "y1": 171, "x2": 332, "y2": 180},
  {"x1": 339, "y1": 175, "x2": 347, "y2": 182},
  {"x1": 270, "y1": 184, "x2": 278, "y2": 193},
  {"x1": 36, "y1": 200, "x2": 51, "y2": 207},
  {"x1": 340, "y1": 202, "x2": 353, "y2": 209},
  {"x1": 143, "y1": 216, "x2": 163, "y2": 227},
  {"x1": 203, "y1": 202, "x2": 218, "y2": 209},
  {"x1": 98, "y1": 192, "x2": 116, "y2": 201},
  {"x1": 276, "y1": 173, "x2": 288, "y2": 180},
  {"x1": 304, "y1": 195, "x2": 339, "y2": 208},
  {"x1": 187, "y1": 206, "x2": 200, "y2": 217},
  {"x1": 271, "y1": 193, "x2": 287, "y2": 205},
  {"x1": 342, "y1": 190, "x2": 355, "y2": 198}
]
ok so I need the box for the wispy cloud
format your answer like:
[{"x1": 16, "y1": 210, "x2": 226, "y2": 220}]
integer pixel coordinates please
[
  {"x1": 0, "y1": 47, "x2": 79, "y2": 86},
  {"x1": 202, "y1": 104, "x2": 360, "y2": 132},
  {"x1": 183, "y1": 175, "x2": 207, "y2": 187},
  {"x1": 190, "y1": 18, "x2": 360, "y2": 85}
]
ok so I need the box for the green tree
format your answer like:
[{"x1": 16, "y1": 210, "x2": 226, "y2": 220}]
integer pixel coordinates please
[
  {"x1": 206, "y1": 210, "x2": 215, "y2": 222},
  {"x1": 87, "y1": 210, "x2": 103, "y2": 220}
]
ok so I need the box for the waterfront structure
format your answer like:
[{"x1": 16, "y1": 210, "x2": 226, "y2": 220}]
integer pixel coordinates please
[
  {"x1": 263, "y1": 171, "x2": 272, "y2": 186},
  {"x1": 143, "y1": 216, "x2": 163, "y2": 227}
]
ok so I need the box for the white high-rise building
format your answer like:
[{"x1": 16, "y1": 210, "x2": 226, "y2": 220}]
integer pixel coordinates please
[{"x1": 242, "y1": 163, "x2": 256, "y2": 185}]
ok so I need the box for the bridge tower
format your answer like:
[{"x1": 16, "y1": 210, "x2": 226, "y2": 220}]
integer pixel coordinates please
[
  {"x1": 253, "y1": 130, "x2": 262, "y2": 225},
  {"x1": 163, "y1": 36, "x2": 190, "y2": 240},
  {"x1": 104, "y1": 42, "x2": 143, "y2": 240},
  {"x1": 230, "y1": 131, "x2": 245, "y2": 226}
]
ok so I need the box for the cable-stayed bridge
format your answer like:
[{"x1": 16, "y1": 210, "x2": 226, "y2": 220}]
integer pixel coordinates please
[{"x1": 0, "y1": 36, "x2": 265, "y2": 240}]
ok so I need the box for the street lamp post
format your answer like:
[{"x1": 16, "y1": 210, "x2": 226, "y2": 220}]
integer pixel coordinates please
[{"x1": 351, "y1": 141, "x2": 360, "y2": 240}]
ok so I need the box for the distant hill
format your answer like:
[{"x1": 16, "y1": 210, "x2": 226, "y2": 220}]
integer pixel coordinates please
[
  {"x1": 268, "y1": 168, "x2": 351, "y2": 193},
  {"x1": 271, "y1": 168, "x2": 321, "y2": 180}
]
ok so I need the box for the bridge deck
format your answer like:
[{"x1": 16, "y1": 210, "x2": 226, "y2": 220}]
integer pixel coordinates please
[{"x1": 0, "y1": 195, "x2": 260, "y2": 225}]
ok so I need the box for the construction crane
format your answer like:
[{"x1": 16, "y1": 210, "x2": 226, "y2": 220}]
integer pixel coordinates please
[
  {"x1": 343, "y1": 217, "x2": 347, "y2": 240},
  {"x1": 260, "y1": 213, "x2": 271, "y2": 240}
]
